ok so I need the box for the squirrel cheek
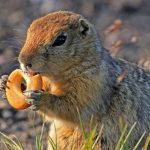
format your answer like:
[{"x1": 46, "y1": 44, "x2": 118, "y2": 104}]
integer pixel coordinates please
[{"x1": 42, "y1": 76, "x2": 69, "y2": 96}]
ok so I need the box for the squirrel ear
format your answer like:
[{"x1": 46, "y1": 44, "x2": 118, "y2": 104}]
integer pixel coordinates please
[{"x1": 79, "y1": 19, "x2": 89, "y2": 37}]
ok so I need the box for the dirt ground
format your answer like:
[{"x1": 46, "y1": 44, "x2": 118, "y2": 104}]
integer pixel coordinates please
[{"x1": 0, "y1": 0, "x2": 150, "y2": 149}]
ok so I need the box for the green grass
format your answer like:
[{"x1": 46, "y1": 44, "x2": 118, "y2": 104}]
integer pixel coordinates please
[{"x1": 0, "y1": 118, "x2": 150, "y2": 150}]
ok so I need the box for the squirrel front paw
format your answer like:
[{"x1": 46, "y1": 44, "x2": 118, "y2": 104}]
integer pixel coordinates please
[
  {"x1": 23, "y1": 90, "x2": 44, "y2": 111},
  {"x1": 0, "y1": 75, "x2": 9, "y2": 99}
]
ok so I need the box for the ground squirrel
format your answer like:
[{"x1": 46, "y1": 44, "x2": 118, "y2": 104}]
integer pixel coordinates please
[{"x1": 0, "y1": 11, "x2": 150, "y2": 149}]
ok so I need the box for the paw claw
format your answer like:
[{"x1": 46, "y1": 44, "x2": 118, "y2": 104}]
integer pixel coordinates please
[
  {"x1": 1, "y1": 75, "x2": 8, "y2": 78},
  {"x1": 23, "y1": 90, "x2": 43, "y2": 99},
  {"x1": 29, "y1": 105, "x2": 40, "y2": 111},
  {"x1": 0, "y1": 87, "x2": 5, "y2": 91},
  {"x1": 2, "y1": 94, "x2": 7, "y2": 99},
  {"x1": 25, "y1": 98, "x2": 35, "y2": 105}
]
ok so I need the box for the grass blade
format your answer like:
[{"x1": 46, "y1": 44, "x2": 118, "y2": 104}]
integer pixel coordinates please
[
  {"x1": 133, "y1": 131, "x2": 146, "y2": 150},
  {"x1": 82, "y1": 126, "x2": 97, "y2": 150},
  {"x1": 77, "y1": 108, "x2": 87, "y2": 139},
  {"x1": 115, "y1": 124, "x2": 128, "y2": 150},
  {"x1": 0, "y1": 132, "x2": 24, "y2": 150},
  {"x1": 143, "y1": 133, "x2": 150, "y2": 150},
  {"x1": 48, "y1": 136, "x2": 57, "y2": 150},
  {"x1": 120, "y1": 122, "x2": 137, "y2": 150},
  {"x1": 92, "y1": 125, "x2": 103, "y2": 149}
]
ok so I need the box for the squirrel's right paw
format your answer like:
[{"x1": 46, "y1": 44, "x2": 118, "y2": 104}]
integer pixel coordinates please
[
  {"x1": 23, "y1": 90, "x2": 43, "y2": 111},
  {"x1": 0, "y1": 75, "x2": 9, "y2": 99}
]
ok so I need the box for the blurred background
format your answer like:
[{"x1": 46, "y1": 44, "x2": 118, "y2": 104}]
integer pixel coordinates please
[{"x1": 0, "y1": 0, "x2": 150, "y2": 149}]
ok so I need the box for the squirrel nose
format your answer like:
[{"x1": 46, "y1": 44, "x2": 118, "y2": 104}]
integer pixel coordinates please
[{"x1": 26, "y1": 63, "x2": 32, "y2": 68}]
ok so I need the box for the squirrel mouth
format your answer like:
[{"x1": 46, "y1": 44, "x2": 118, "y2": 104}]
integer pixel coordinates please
[
  {"x1": 28, "y1": 70, "x2": 39, "y2": 76},
  {"x1": 23, "y1": 69, "x2": 39, "y2": 76},
  {"x1": 20, "y1": 63, "x2": 41, "y2": 76}
]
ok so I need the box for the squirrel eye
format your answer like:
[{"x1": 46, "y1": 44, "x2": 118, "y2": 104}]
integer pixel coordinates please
[{"x1": 52, "y1": 34, "x2": 67, "y2": 47}]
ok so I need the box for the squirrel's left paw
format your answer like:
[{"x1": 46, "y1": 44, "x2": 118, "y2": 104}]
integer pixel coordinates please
[
  {"x1": 23, "y1": 90, "x2": 43, "y2": 111},
  {"x1": 0, "y1": 75, "x2": 9, "y2": 99}
]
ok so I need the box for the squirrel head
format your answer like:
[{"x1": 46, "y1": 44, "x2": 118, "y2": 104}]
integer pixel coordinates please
[{"x1": 19, "y1": 11, "x2": 99, "y2": 77}]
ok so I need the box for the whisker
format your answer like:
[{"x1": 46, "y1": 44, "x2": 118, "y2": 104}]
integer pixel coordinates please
[
  {"x1": 0, "y1": 57, "x2": 19, "y2": 66},
  {"x1": 6, "y1": 57, "x2": 19, "y2": 62},
  {"x1": 11, "y1": 64, "x2": 20, "y2": 68},
  {"x1": 0, "y1": 35, "x2": 24, "y2": 50}
]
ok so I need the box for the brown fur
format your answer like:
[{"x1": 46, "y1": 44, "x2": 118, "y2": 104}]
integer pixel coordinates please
[
  {"x1": 18, "y1": 11, "x2": 150, "y2": 150},
  {"x1": 48, "y1": 121, "x2": 84, "y2": 150},
  {"x1": 21, "y1": 11, "x2": 81, "y2": 55}
]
